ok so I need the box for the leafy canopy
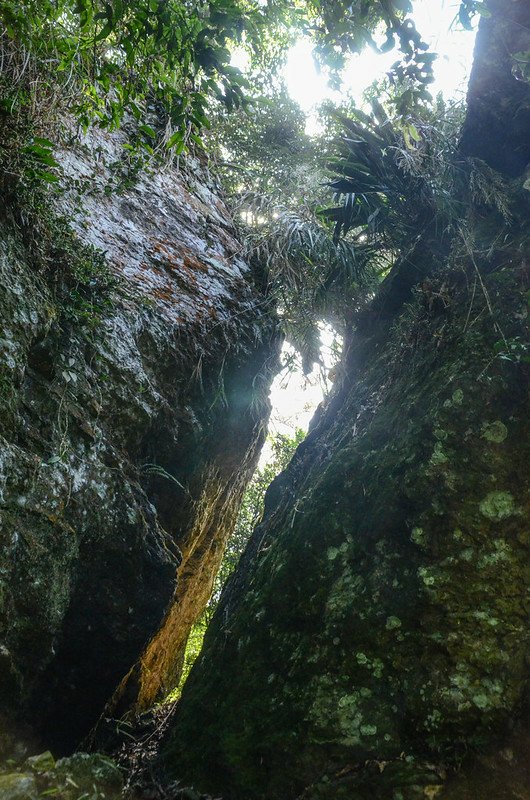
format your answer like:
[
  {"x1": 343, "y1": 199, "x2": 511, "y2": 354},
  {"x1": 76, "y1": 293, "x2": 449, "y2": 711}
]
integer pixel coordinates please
[{"x1": 0, "y1": 0, "x2": 447, "y2": 149}]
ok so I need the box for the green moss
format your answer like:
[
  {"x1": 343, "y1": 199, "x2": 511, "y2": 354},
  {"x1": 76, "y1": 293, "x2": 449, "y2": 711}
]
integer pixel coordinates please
[
  {"x1": 430, "y1": 442, "x2": 449, "y2": 465},
  {"x1": 479, "y1": 491, "x2": 516, "y2": 520},
  {"x1": 481, "y1": 421, "x2": 508, "y2": 443},
  {"x1": 0, "y1": 113, "x2": 116, "y2": 327}
]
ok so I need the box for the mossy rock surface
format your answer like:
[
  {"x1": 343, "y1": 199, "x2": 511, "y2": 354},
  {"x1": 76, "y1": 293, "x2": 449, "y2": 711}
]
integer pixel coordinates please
[
  {"x1": 160, "y1": 28, "x2": 530, "y2": 780},
  {"x1": 0, "y1": 752, "x2": 123, "y2": 800},
  {"x1": 163, "y1": 237, "x2": 530, "y2": 798}
]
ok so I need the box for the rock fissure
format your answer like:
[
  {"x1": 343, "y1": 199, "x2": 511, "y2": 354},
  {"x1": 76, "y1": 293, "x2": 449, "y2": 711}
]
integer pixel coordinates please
[{"x1": 0, "y1": 2, "x2": 529, "y2": 799}]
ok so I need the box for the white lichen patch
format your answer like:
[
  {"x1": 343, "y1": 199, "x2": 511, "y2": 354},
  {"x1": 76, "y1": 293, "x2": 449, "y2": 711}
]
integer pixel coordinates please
[
  {"x1": 359, "y1": 724, "x2": 377, "y2": 736},
  {"x1": 308, "y1": 676, "x2": 382, "y2": 747},
  {"x1": 411, "y1": 526, "x2": 425, "y2": 545},
  {"x1": 418, "y1": 566, "x2": 436, "y2": 587},
  {"x1": 430, "y1": 442, "x2": 448, "y2": 466}
]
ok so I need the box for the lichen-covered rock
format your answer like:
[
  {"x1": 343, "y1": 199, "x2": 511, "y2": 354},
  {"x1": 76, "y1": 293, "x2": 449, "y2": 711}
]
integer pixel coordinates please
[
  {"x1": 0, "y1": 772, "x2": 38, "y2": 800},
  {"x1": 0, "y1": 125, "x2": 279, "y2": 752},
  {"x1": 162, "y1": 203, "x2": 530, "y2": 797},
  {"x1": 0, "y1": 751, "x2": 123, "y2": 799}
]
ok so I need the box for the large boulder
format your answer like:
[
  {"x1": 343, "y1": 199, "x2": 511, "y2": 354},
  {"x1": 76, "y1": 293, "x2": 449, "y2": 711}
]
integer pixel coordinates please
[
  {"x1": 162, "y1": 196, "x2": 530, "y2": 798},
  {"x1": 0, "y1": 123, "x2": 279, "y2": 752}
]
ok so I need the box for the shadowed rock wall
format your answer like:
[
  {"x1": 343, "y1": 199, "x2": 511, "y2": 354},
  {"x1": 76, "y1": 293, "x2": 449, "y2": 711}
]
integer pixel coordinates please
[
  {"x1": 0, "y1": 125, "x2": 279, "y2": 753},
  {"x1": 162, "y1": 227, "x2": 530, "y2": 800}
]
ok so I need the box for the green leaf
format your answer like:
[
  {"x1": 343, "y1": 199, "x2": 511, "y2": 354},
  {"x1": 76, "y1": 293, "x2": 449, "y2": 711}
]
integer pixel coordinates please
[
  {"x1": 166, "y1": 130, "x2": 185, "y2": 152},
  {"x1": 458, "y1": 6, "x2": 473, "y2": 30},
  {"x1": 37, "y1": 170, "x2": 60, "y2": 183},
  {"x1": 32, "y1": 136, "x2": 55, "y2": 148},
  {"x1": 408, "y1": 124, "x2": 421, "y2": 142},
  {"x1": 139, "y1": 124, "x2": 157, "y2": 139},
  {"x1": 94, "y1": 20, "x2": 113, "y2": 42},
  {"x1": 23, "y1": 144, "x2": 60, "y2": 167}
]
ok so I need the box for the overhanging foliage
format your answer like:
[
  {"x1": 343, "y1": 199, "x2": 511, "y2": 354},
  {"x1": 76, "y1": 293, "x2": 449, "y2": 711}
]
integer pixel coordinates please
[{"x1": 0, "y1": 0, "x2": 479, "y2": 151}]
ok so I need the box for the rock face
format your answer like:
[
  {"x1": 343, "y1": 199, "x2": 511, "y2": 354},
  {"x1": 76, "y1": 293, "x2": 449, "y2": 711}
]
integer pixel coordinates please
[
  {"x1": 161, "y1": 6, "x2": 530, "y2": 797},
  {"x1": 163, "y1": 194, "x2": 530, "y2": 800},
  {"x1": 0, "y1": 125, "x2": 279, "y2": 752}
]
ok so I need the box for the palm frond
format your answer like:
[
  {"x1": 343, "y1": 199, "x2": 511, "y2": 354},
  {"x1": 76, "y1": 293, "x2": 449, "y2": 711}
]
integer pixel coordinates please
[
  {"x1": 240, "y1": 196, "x2": 376, "y2": 297},
  {"x1": 322, "y1": 103, "x2": 437, "y2": 243},
  {"x1": 235, "y1": 193, "x2": 381, "y2": 369}
]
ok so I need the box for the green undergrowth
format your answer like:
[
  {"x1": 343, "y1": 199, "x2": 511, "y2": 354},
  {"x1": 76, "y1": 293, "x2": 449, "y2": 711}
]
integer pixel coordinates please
[
  {"x1": 0, "y1": 101, "x2": 117, "y2": 326},
  {"x1": 0, "y1": 750, "x2": 123, "y2": 800}
]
